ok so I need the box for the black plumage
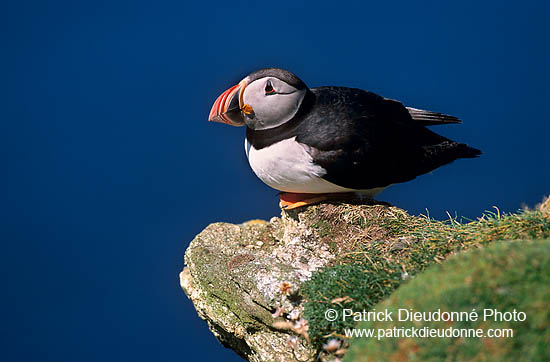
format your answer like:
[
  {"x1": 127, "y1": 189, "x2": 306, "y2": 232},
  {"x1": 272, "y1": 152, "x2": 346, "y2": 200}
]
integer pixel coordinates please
[{"x1": 246, "y1": 86, "x2": 481, "y2": 190}]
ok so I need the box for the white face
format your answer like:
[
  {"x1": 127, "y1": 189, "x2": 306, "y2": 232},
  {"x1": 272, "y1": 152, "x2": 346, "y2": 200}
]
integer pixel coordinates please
[{"x1": 242, "y1": 76, "x2": 307, "y2": 130}]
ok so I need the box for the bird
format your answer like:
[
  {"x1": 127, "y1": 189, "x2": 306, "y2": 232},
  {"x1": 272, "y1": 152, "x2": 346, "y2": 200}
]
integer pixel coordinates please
[{"x1": 208, "y1": 68, "x2": 481, "y2": 209}]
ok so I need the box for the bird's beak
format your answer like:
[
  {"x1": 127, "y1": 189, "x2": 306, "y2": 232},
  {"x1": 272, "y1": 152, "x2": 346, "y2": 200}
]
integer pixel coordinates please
[{"x1": 208, "y1": 80, "x2": 247, "y2": 126}]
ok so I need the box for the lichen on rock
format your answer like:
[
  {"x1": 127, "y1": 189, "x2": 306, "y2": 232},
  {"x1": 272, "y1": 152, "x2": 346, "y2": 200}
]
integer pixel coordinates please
[
  {"x1": 180, "y1": 198, "x2": 550, "y2": 362},
  {"x1": 180, "y1": 203, "x2": 433, "y2": 361},
  {"x1": 180, "y1": 205, "x2": 345, "y2": 362}
]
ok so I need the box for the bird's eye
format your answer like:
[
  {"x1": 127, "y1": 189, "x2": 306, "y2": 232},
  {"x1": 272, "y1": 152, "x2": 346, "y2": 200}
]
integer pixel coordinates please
[{"x1": 265, "y1": 80, "x2": 275, "y2": 94}]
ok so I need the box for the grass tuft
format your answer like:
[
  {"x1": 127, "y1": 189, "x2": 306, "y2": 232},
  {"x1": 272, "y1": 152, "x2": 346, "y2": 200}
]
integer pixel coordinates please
[{"x1": 302, "y1": 208, "x2": 550, "y2": 350}]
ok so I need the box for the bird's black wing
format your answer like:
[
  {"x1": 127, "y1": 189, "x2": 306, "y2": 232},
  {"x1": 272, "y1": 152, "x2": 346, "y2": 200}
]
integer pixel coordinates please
[
  {"x1": 296, "y1": 87, "x2": 480, "y2": 190},
  {"x1": 405, "y1": 106, "x2": 462, "y2": 125}
]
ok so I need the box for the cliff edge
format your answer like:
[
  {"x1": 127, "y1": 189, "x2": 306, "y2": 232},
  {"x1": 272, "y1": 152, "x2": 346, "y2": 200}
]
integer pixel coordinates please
[{"x1": 180, "y1": 197, "x2": 550, "y2": 362}]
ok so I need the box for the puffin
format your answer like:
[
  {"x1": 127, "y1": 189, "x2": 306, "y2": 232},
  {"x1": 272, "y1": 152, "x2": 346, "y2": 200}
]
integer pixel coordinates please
[{"x1": 208, "y1": 68, "x2": 481, "y2": 209}]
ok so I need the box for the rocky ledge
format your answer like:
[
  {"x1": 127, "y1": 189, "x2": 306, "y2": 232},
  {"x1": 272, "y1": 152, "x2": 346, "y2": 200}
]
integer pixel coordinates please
[
  {"x1": 180, "y1": 203, "x2": 402, "y2": 361},
  {"x1": 180, "y1": 198, "x2": 550, "y2": 362}
]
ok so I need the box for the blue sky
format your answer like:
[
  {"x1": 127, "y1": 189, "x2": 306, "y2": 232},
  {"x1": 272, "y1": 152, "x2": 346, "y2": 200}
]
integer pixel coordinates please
[{"x1": 2, "y1": 1, "x2": 549, "y2": 361}]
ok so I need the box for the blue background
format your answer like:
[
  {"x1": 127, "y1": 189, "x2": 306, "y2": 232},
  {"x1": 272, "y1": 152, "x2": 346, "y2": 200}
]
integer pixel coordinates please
[{"x1": 2, "y1": 1, "x2": 549, "y2": 361}]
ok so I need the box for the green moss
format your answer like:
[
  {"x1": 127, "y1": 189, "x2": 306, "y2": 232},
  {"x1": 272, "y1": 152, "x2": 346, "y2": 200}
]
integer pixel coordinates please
[
  {"x1": 302, "y1": 209, "x2": 550, "y2": 350},
  {"x1": 311, "y1": 219, "x2": 333, "y2": 238},
  {"x1": 344, "y1": 239, "x2": 550, "y2": 362},
  {"x1": 302, "y1": 260, "x2": 403, "y2": 347}
]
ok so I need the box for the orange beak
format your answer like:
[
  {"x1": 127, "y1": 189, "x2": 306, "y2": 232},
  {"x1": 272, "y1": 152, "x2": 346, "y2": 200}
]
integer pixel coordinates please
[{"x1": 208, "y1": 81, "x2": 247, "y2": 126}]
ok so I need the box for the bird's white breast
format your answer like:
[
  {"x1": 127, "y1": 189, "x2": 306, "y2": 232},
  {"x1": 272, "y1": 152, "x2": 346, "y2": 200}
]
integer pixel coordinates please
[{"x1": 245, "y1": 137, "x2": 355, "y2": 193}]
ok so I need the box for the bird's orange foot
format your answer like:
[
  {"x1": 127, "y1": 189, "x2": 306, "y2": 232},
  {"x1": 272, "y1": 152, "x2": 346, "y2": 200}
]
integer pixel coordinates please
[{"x1": 279, "y1": 192, "x2": 356, "y2": 210}]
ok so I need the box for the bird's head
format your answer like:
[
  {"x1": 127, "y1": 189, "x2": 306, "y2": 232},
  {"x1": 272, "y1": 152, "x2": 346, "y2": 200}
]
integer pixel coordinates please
[{"x1": 208, "y1": 68, "x2": 308, "y2": 130}]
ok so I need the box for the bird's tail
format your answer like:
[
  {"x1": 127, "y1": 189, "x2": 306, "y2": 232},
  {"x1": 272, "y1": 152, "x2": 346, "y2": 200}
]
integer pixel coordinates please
[
  {"x1": 419, "y1": 141, "x2": 481, "y2": 176},
  {"x1": 456, "y1": 143, "x2": 482, "y2": 158}
]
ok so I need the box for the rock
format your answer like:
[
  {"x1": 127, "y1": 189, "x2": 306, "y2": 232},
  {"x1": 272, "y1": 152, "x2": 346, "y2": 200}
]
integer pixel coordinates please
[
  {"x1": 180, "y1": 198, "x2": 550, "y2": 362},
  {"x1": 180, "y1": 203, "x2": 407, "y2": 362}
]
